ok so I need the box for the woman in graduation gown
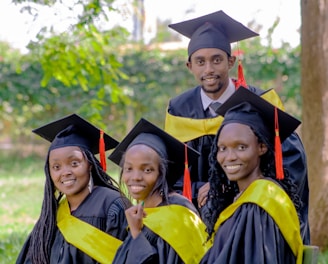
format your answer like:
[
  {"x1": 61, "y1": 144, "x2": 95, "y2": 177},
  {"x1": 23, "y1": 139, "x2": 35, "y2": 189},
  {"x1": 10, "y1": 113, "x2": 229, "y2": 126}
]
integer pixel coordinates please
[
  {"x1": 200, "y1": 88, "x2": 304, "y2": 264},
  {"x1": 108, "y1": 118, "x2": 212, "y2": 264},
  {"x1": 16, "y1": 114, "x2": 131, "y2": 264}
]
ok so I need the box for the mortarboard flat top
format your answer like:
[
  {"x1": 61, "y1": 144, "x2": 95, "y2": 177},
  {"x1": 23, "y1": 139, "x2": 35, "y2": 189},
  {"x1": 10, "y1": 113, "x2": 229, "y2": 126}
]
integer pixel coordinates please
[
  {"x1": 108, "y1": 118, "x2": 200, "y2": 186},
  {"x1": 169, "y1": 10, "x2": 259, "y2": 57},
  {"x1": 213, "y1": 87, "x2": 301, "y2": 144},
  {"x1": 33, "y1": 113, "x2": 119, "y2": 154},
  {"x1": 169, "y1": 10, "x2": 258, "y2": 42}
]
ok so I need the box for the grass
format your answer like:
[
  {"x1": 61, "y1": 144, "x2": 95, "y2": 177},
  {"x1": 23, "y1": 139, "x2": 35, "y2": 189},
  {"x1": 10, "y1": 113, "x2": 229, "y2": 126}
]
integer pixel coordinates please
[
  {"x1": 0, "y1": 150, "x2": 44, "y2": 264},
  {"x1": 0, "y1": 150, "x2": 328, "y2": 264}
]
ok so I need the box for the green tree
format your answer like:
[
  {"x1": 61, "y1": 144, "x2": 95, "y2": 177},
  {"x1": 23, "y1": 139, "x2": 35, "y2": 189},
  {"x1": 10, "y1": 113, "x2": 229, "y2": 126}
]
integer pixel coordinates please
[{"x1": 301, "y1": 0, "x2": 328, "y2": 249}]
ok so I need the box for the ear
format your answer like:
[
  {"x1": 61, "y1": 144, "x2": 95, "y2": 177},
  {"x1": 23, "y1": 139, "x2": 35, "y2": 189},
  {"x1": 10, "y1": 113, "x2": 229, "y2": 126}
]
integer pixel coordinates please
[
  {"x1": 259, "y1": 143, "x2": 268, "y2": 156},
  {"x1": 186, "y1": 61, "x2": 192, "y2": 71},
  {"x1": 228, "y1": 55, "x2": 236, "y2": 69}
]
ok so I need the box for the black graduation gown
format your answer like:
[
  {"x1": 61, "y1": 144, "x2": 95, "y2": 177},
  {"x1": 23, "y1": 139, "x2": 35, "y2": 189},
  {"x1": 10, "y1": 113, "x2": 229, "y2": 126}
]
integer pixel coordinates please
[
  {"x1": 200, "y1": 204, "x2": 296, "y2": 264},
  {"x1": 112, "y1": 194, "x2": 199, "y2": 264},
  {"x1": 166, "y1": 84, "x2": 310, "y2": 244},
  {"x1": 16, "y1": 186, "x2": 130, "y2": 264}
]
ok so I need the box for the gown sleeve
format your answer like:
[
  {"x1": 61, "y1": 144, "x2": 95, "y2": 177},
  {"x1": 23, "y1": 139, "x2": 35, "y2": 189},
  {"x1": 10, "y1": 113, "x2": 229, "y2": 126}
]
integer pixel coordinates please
[
  {"x1": 105, "y1": 195, "x2": 131, "y2": 240},
  {"x1": 201, "y1": 204, "x2": 296, "y2": 264},
  {"x1": 113, "y1": 226, "x2": 182, "y2": 264},
  {"x1": 282, "y1": 132, "x2": 310, "y2": 244}
]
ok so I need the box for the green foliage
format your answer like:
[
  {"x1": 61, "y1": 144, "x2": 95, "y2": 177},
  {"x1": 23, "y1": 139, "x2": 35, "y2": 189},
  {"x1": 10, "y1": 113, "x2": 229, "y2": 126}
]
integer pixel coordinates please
[
  {"x1": 232, "y1": 27, "x2": 302, "y2": 118},
  {"x1": 115, "y1": 47, "x2": 193, "y2": 127}
]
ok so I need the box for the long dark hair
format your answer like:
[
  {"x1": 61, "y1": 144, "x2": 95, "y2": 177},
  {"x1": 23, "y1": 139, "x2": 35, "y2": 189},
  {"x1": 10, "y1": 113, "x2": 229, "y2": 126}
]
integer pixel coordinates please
[
  {"x1": 25, "y1": 147, "x2": 123, "y2": 263},
  {"x1": 201, "y1": 125, "x2": 302, "y2": 238}
]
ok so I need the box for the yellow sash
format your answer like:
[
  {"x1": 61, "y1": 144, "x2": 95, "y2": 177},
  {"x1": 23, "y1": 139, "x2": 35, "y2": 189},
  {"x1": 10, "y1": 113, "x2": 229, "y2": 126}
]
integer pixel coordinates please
[
  {"x1": 57, "y1": 198, "x2": 123, "y2": 264},
  {"x1": 144, "y1": 205, "x2": 212, "y2": 264},
  {"x1": 164, "y1": 89, "x2": 285, "y2": 142},
  {"x1": 214, "y1": 179, "x2": 303, "y2": 264}
]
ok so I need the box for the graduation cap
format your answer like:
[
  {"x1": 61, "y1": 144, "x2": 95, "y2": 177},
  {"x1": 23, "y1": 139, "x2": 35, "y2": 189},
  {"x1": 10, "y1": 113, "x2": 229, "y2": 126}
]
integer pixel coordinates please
[
  {"x1": 168, "y1": 10, "x2": 259, "y2": 57},
  {"x1": 214, "y1": 87, "x2": 301, "y2": 180},
  {"x1": 108, "y1": 118, "x2": 200, "y2": 201},
  {"x1": 33, "y1": 113, "x2": 119, "y2": 171}
]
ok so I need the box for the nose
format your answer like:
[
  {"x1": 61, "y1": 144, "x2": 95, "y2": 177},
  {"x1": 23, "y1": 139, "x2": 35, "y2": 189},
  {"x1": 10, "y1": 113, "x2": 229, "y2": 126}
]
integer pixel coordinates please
[
  {"x1": 204, "y1": 61, "x2": 215, "y2": 74},
  {"x1": 130, "y1": 170, "x2": 143, "y2": 181},
  {"x1": 225, "y1": 149, "x2": 237, "y2": 161},
  {"x1": 61, "y1": 165, "x2": 73, "y2": 176}
]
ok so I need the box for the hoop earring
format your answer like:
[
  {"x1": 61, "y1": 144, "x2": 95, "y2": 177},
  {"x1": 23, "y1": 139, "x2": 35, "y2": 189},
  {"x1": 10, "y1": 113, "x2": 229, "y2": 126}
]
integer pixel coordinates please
[
  {"x1": 54, "y1": 189, "x2": 62, "y2": 199},
  {"x1": 88, "y1": 171, "x2": 94, "y2": 193}
]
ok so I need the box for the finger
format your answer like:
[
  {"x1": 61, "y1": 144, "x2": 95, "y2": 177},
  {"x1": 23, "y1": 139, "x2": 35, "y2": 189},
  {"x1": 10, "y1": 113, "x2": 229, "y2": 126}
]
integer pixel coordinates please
[{"x1": 136, "y1": 202, "x2": 145, "y2": 218}]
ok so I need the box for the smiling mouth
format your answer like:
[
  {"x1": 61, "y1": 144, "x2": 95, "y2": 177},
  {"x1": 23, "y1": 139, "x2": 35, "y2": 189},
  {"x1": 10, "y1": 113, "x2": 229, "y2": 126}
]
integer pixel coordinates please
[
  {"x1": 61, "y1": 179, "x2": 76, "y2": 185},
  {"x1": 201, "y1": 75, "x2": 219, "y2": 81},
  {"x1": 129, "y1": 185, "x2": 145, "y2": 192},
  {"x1": 224, "y1": 164, "x2": 241, "y2": 173}
]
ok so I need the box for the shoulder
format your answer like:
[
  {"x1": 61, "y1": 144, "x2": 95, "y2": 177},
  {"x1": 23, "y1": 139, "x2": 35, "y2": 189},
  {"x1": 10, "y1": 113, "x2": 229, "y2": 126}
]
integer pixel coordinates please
[
  {"x1": 169, "y1": 86, "x2": 200, "y2": 106},
  {"x1": 167, "y1": 193, "x2": 199, "y2": 215},
  {"x1": 91, "y1": 186, "x2": 131, "y2": 210},
  {"x1": 167, "y1": 86, "x2": 202, "y2": 116},
  {"x1": 247, "y1": 85, "x2": 266, "y2": 95}
]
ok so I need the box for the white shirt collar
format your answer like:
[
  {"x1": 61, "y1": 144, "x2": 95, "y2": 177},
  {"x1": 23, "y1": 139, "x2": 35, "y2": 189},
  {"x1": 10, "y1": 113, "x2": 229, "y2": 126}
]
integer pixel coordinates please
[{"x1": 201, "y1": 79, "x2": 235, "y2": 111}]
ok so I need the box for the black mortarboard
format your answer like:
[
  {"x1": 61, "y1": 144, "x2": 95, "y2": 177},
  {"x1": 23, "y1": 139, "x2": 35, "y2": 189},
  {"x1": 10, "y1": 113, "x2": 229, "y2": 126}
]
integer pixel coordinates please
[
  {"x1": 108, "y1": 118, "x2": 200, "y2": 189},
  {"x1": 214, "y1": 87, "x2": 300, "y2": 143},
  {"x1": 169, "y1": 10, "x2": 259, "y2": 57},
  {"x1": 33, "y1": 114, "x2": 119, "y2": 170},
  {"x1": 214, "y1": 87, "x2": 301, "y2": 179}
]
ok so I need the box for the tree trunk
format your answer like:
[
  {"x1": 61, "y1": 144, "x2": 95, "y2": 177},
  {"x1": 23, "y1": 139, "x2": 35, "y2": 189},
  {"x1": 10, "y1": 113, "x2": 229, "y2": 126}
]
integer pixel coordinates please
[{"x1": 301, "y1": 0, "x2": 328, "y2": 249}]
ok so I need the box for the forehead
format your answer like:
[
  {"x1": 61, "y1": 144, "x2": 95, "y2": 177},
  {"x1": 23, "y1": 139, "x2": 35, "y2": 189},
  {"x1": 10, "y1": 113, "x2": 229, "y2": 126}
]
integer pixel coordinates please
[
  {"x1": 218, "y1": 123, "x2": 257, "y2": 143},
  {"x1": 191, "y1": 48, "x2": 227, "y2": 59},
  {"x1": 125, "y1": 144, "x2": 160, "y2": 162},
  {"x1": 49, "y1": 146, "x2": 84, "y2": 159}
]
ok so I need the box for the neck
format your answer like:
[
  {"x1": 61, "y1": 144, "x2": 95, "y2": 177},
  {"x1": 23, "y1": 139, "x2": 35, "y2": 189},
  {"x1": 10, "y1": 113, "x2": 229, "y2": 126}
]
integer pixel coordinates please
[
  {"x1": 144, "y1": 191, "x2": 163, "y2": 208},
  {"x1": 237, "y1": 172, "x2": 264, "y2": 192},
  {"x1": 67, "y1": 189, "x2": 90, "y2": 212}
]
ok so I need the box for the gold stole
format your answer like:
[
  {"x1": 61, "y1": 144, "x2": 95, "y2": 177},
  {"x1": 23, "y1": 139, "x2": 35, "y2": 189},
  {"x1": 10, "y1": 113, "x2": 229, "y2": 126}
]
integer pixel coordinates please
[
  {"x1": 57, "y1": 198, "x2": 123, "y2": 264},
  {"x1": 164, "y1": 89, "x2": 285, "y2": 142},
  {"x1": 214, "y1": 179, "x2": 303, "y2": 264},
  {"x1": 143, "y1": 205, "x2": 212, "y2": 263}
]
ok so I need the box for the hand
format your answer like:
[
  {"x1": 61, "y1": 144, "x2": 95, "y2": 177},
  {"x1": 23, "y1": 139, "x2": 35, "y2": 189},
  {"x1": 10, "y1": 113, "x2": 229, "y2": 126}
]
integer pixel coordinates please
[
  {"x1": 125, "y1": 202, "x2": 147, "y2": 238},
  {"x1": 197, "y1": 182, "x2": 210, "y2": 208}
]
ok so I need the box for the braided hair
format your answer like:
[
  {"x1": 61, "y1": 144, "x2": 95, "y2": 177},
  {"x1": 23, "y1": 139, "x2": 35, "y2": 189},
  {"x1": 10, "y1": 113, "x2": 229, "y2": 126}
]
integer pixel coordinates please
[
  {"x1": 25, "y1": 147, "x2": 124, "y2": 263},
  {"x1": 201, "y1": 124, "x2": 302, "y2": 239}
]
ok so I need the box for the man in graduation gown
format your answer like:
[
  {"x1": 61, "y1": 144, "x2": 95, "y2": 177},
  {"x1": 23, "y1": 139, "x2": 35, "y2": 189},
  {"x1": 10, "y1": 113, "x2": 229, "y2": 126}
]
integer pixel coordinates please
[{"x1": 164, "y1": 10, "x2": 310, "y2": 244}]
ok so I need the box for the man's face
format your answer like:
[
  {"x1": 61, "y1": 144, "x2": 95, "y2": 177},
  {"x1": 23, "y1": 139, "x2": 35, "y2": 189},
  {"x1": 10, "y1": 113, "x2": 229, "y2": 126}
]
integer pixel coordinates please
[{"x1": 187, "y1": 48, "x2": 235, "y2": 100}]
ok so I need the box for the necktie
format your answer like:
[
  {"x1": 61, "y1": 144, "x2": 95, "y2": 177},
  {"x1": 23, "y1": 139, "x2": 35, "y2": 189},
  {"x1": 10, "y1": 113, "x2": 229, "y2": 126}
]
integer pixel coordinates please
[{"x1": 208, "y1": 102, "x2": 221, "y2": 116}]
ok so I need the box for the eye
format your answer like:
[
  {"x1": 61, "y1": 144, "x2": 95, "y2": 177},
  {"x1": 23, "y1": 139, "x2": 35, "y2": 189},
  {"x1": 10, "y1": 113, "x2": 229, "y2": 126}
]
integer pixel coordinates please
[
  {"x1": 213, "y1": 56, "x2": 223, "y2": 64},
  {"x1": 217, "y1": 145, "x2": 226, "y2": 152},
  {"x1": 51, "y1": 164, "x2": 60, "y2": 171},
  {"x1": 71, "y1": 160, "x2": 80, "y2": 167},
  {"x1": 195, "y1": 58, "x2": 204, "y2": 66},
  {"x1": 144, "y1": 167, "x2": 154, "y2": 174},
  {"x1": 123, "y1": 166, "x2": 132, "y2": 173},
  {"x1": 238, "y1": 145, "x2": 247, "y2": 151}
]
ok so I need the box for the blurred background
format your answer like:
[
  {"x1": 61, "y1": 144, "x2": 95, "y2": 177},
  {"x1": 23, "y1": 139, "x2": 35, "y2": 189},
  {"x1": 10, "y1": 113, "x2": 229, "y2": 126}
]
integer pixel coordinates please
[{"x1": 0, "y1": 0, "x2": 327, "y2": 263}]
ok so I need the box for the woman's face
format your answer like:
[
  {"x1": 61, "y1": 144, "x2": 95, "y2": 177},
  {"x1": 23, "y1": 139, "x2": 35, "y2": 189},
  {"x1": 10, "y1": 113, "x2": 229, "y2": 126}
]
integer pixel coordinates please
[
  {"x1": 121, "y1": 144, "x2": 160, "y2": 202},
  {"x1": 49, "y1": 146, "x2": 91, "y2": 200},
  {"x1": 216, "y1": 123, "x2": 267, "y2": 191}
]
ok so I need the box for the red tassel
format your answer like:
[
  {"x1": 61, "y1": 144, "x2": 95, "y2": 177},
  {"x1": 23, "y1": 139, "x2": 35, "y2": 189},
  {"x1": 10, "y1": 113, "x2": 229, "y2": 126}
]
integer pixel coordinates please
[
  {"x1": 235, "y1": 60, "x2": 248, "y2": 89},
  {"x1": 274, "y1": 108, "x2": 284, "y2": 180},
  {"x1": 183, "y1": 144, "x2": 192, "y2": 201},
  {"x1": 99, "y1": 130, "x2": 107, "y2": 171}
]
